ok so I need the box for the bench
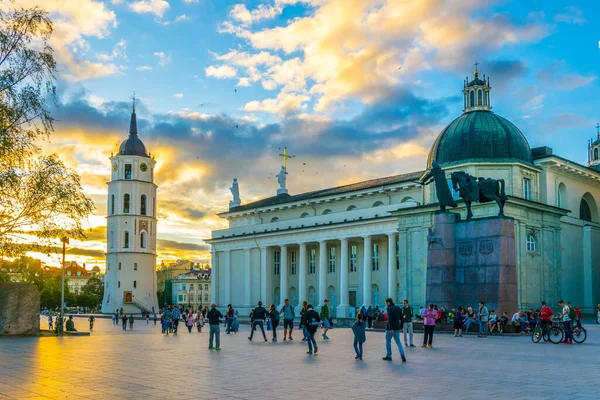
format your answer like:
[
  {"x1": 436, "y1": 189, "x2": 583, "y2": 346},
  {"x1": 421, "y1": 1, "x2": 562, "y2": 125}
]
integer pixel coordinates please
[{"x1": 65, "y1": 331, "x2": 90, "y2": 336}]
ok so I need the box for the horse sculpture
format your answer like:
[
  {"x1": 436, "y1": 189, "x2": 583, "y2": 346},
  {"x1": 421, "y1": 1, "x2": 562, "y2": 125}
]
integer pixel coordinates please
[{"x1": 450, "y1": 171, "x2": 508, "y2": 221}]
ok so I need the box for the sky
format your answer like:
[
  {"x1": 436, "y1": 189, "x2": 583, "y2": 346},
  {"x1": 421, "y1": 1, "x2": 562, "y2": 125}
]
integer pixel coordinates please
[{"x1": 18, "y1": 0, "x2": 600, "y2": 270}]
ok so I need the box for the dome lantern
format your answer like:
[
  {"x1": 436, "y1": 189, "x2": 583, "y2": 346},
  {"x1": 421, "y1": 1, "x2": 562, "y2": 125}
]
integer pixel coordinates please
[
  {"x1": 588, "y1": 123, "x2": 600, "y2": 172},
  {"x1": 463, "y1": 61, "x2": 491, "y2": 113}
]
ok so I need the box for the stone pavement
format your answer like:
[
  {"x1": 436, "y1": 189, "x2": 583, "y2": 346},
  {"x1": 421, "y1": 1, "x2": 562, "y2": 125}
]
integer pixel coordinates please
[{"x1": 0, "y1": 318, "x2": 598, "y2": 400}]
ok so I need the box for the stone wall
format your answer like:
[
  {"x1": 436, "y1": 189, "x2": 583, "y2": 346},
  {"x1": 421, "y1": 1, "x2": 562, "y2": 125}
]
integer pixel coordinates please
[{"x1": 0, "y1": 283, "x2": 40, "y2": 336}]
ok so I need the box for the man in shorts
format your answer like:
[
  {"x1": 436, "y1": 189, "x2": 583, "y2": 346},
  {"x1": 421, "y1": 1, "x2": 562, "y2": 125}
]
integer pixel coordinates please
[{"x1": 280, "y1": 298, "x2": 295, "y2": 341}]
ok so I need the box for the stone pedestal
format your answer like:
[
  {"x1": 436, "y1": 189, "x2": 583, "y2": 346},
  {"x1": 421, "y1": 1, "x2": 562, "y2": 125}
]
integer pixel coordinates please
[
  {"x1": 426, "y1": 214, "x2": 517, "y2": 315},
  {"x1": 0, "y1": 283, "x2": 40, "y2": 336}
]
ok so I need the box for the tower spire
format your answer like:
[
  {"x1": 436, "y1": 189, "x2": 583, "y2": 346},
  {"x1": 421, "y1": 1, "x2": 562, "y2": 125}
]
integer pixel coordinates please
[
  {"x1": 129, "y1": 91, "x2": 138, "y2": 137},
  {"x1": 596, "y1": 122, "x2": 599, "y2": 139}
]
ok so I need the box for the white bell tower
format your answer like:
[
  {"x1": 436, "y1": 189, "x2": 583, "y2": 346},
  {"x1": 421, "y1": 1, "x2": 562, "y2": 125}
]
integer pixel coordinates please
[{"x1": 101, "y1": 96, "x2": 159, "y2": 314}]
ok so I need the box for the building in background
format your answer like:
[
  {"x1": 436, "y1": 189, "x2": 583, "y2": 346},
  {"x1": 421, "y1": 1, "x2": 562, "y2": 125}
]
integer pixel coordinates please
[
  {"x1": 171, "y1": 268, "x2": 211, "y2": 307},
  {"x1": 101, "y1": 99, "x2": 159, "y2": 314},
  {"x1": 64, "y1": 262, "x2": 101, "y2": 295}
]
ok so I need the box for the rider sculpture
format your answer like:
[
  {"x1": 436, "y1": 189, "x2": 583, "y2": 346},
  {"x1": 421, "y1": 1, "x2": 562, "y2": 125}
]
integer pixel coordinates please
[{"x1": 450, "y1": 171, "x2": 508, "y2": 221}]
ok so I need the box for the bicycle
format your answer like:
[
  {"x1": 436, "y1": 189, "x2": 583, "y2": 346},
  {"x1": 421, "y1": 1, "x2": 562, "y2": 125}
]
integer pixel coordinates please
[
  {"x1": 544, "y1": 318, "x2": 564, "y2": 344},
  {"x1": 571, "y1": 324, "x2": 587, "y2": 344},
  {"x1": 531, "y1": 321, "x2": 550, "y2": 343}
]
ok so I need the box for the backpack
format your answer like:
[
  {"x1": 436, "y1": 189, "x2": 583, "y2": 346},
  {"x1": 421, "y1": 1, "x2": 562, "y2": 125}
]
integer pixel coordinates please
[{"x1": 568, "y1": 307, "x2": 576, "y2": 320}]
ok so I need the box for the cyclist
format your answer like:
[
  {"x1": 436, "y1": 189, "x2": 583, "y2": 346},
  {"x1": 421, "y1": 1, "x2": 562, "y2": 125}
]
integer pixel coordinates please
[
  {"x1": 540, "y1": 301, "x2": 553, "y2": 333},
  {"x1": 88, "y1": 315, "x2": 95, "y2": 331}
]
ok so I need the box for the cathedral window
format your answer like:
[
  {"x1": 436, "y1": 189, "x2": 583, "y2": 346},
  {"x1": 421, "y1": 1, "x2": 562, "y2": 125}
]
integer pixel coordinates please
[
  {"x1": 478, "y1": 89, "x2": 482, "y2": 105},
  {"x1": 118, "y1": 281, "x2": 120, "y2": 288},
  {"x1": 290, "y1": 251, "x2": 297, "y2": 275},
  {"x1": 580, "y1": 198, "x2": 592, "y2": 222},
  {"x1": 396, "y1": 242, "x2": 400, "y2": 270},
  {"x1": 526, "y1": 234, "x2": 537, "y2": 252},
  {"x1": 483, "y1": 90, "x2": 488, "y2": 106},
  {"x1": 273, "y1": 250, "x2": 281, "y2": 275},
  {"x1": 372, "y1": 243, "x2": 379, "y2": 271},
  {"x1": 123, "y1": 194, "x2": 130, "y2": 213},
  {"x1": 124, "y1": 231, "x2": 129, "y2": 248},
  {"x1": 350, "y1": 245, "x2": 357, "y2": 272},
  {"x1": 594, "y1": 148, "x2": 599, "y2": 161},
  {"x1": 328, "y1": 247, "x2": 335, "y2": 273},
  {"x1": 118, "y1": 262, "x2": 121, "y2": 270},
  {"x1": 323, "y1": 209, "x2": 332, "y2": 215},
  {"x1": 140, "y1": 232, "x2": 146, "y2": 248},
  {"x1": 270, "y1": 217, "x2": 279, "y2": 222},
  {"x1": 372, "y1": 201, "x2": 384, "y2": 207},
  {"x1": 300, "y1": 212, "x2": 310, "y2": 218},
  {"x1": 522, "y1": 178, "x2": 531, "y2": 200},
  {"x1": 125, "y1": 164, "x2": 132, "y2": 179},
  {"x1": 134, "y1": 263, "x2": 137, "y2": 271},
  {"x1": 110, "y1": 230, "x2": 114, "y2": 248},
  {"x1": 308, "y1": 248, "x2": 316, "y2": 274},
  {"x1": 141, "y1": 194, "x2": 147, "y2": 215},
  {"x1": 346, "y1": 205, "x2": 357, "y2": 211},
  {"x1": 107, "y1": 263, "x2": 110, "y2": 271},
  {"x1": 110, "y1": 194, "x2": 115, "y2": 215},
  {"x1": 469, "y1": 90, "x2": 475, "y2": 107}
]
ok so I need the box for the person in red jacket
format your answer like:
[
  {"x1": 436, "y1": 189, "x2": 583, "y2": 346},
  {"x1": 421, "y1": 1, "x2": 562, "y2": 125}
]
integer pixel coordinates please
[{"x1": 540, "y1": 301, "x2": 554, "y2": 332}]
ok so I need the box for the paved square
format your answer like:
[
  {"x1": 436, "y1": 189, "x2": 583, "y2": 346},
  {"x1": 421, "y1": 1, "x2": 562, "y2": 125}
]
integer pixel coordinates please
[{"x1": 0, "y1": 318, "x2": 598, "y2": 400}]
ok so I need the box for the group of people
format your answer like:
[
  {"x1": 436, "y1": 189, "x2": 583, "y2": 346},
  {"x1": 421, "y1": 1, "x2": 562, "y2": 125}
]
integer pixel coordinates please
[{"x1": 111, "y1": 312, "x2": 136, "y2": 330}]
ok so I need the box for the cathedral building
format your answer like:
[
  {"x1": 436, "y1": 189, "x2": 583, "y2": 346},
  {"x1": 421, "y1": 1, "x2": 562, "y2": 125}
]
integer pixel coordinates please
[
  {"x1": 101, "y1": 100, "x2": 159, "y2": 314},
  {"x1": 207, "y1": 69, "x2": 600, "y2": 316}
]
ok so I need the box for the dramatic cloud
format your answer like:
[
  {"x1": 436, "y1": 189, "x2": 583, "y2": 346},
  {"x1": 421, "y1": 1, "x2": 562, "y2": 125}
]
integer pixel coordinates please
[
  {"x1": 211, "y1": 0, "x2": 550, "y2": 113},
  {"x1": 536, "y1": 62, "x2": 596, "y2": 91},
  {"x1": 205, "y1": 65, "x2": 238, "y2": 78}
]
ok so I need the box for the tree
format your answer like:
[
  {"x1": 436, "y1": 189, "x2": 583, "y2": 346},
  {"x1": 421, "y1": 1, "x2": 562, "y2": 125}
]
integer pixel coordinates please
[
  {"x1": 82, "y1": 275, "x2": 104, "y2": 302},
  {"x1": 0, "y1": 3, "x2": 94, "y2": 257}
]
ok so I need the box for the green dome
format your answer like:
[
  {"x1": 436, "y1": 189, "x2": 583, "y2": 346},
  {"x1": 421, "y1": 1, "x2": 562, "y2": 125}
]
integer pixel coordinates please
[{"x1": 427, "y1": 110, "x2": 533, "y2": 168}]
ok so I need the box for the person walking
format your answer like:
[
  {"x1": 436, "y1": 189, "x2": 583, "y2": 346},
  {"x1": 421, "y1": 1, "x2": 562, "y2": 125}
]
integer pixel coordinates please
[
  {"x1": 304, "y1": 304, "x2": 320, "y2": 355},
  {"x1": 111, "y1": 312, "x2": 116, "y2": 326},
  {"x1": 121, "y1": 313, "x2": 128, "y2": 330},
  {"x1": 225, "y1": 304, "x2": 235, "y2": 334},
  {"x1": 186, "y1": 313, "x2": 195, "y2": 333},
  {"x1": 382, "y1": 298, "x2": 407, "y2": 362},
  {"x1": 146, "y1": 312, "x2": 150, "y2": 324},
  {"x1": 248, "y1": 301, "x2": 268, "y2": 342},
  {"x1": 366, "y1": 306, "x2": 374, "y2": 328},
  {"x1": 320, "y1": 299, "x2": 331, "y2": 340},
  {"x1": 48, "y1": 314, "x2": 53, "y2": 330},
  {"x1": 88, "y1": 315, "x2": 95, "y2": 331},
  {"x1": 128, "y1": 314, "x2": 134, "y2": 330},
  {"x1": 162, "y1": 306, "x2": 172, "y2": 335},
  {"x1": 300, "y1": 301, "x2": 308, "y2": 341},
  {"x1": 171, "y1": 305, "x2": 181, "y2": 335},
  {"x1": 280, "y1": 299, "x2": 295, "y2": 341},
  {"x1": 574, "y1": 307, "x2": 583, "y2": 328},
  {"x1": 153, "y1": 311, "x2": 157, "y2": 326},
  {"x1": 477, "y1": 301, "x2": 489, "y2": 338},
  {"x1": 196, "y1": 311, "x2": 205, "y2": 332},
  {"x1": 422, "y1": 304, "x2": 438, "y2": 348},
  {"x1": 351, "y1": 314, "x2": 366, "y2": 360},
  {"x1": 558, "y1": 300, "x2": 573, "y2": 344},
  {"x1": 401, "y1": 299, "x2": 415, "y2": 347},
  {"x1": 453, "y1": 306, "x2": 464, "y2": 337},
  {"x1": 269, "y1": 304, "x2": 280, "y2": 342},
  {"x1": 207, "y1": 303, "x2": 223, "y2": 350}
]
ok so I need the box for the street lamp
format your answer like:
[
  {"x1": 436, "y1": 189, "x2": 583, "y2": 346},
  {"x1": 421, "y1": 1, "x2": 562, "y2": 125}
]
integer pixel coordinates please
[
  {"x1": 198, "y1": 276, "x2": 203, "y2": 309},
  {"x1": 59, "y1": 237, "x2": 69, "y2": 336}
]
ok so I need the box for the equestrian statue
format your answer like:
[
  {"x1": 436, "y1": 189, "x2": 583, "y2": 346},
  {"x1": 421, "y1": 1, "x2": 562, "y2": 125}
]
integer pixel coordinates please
[
  {"x1": 450, "y1": 171, "x2": 508, "y2": 221},
  {"x1": 420, "y1": 161, "x2": 458, "y2": 212}
]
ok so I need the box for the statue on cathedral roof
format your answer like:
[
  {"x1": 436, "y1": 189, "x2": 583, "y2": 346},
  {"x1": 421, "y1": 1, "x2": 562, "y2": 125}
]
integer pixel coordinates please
[
  {"x1": 229, "y1": 178, "x2": 241, "y2": 210},
  {"x1": 276, "y1": 166, "x2": 288, "y2": 195}
]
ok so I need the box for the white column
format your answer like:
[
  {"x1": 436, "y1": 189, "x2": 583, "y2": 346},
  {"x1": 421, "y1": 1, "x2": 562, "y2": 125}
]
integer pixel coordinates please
[
  {"x1": 337, "y1": 238, "x2": 350, "y2": 318},
  {"x1": 318, "y1": 240, "x2": 327, "y2": 306},
  {"x1": 210, "y1": 248, "x2": 217, "y2": 304},
  {"x1": 296, "y1": 243, "x2": 307, "y2": 314},
  {"x1": 387, "y1": 232, "x2": 397, "y2": 301},
  {"x1": 224, "y1": 250, "x2": 231, "y2": 305},
  {"x1": 260, "y1": 247, "x2": 268, "y2": 303},
  {"x1": 244, "y1": 248, "x2": 251, "y2": 307},
  {"x1": 280, "y1": 245, "x2": 288, "y2": 308},
  {"x1": 362, "y1": 236, "x2": 372, "y2": 306}
]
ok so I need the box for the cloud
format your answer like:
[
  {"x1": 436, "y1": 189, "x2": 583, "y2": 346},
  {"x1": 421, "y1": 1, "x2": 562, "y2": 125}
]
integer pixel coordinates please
[
  {"x1": 205, "y1": 65, "x2": 238, "y2": 78},
  {"x1": 158, "y1": 13, "x2": 190, "y2": 25},
  {"x1": 213, "y1": 0, "x2": 550, "y2": 113},
  {"x1": 243, "y1": 92, "x2": 310, "y2": 115},
  {"x1": 15, "y1": 0, "x2": 118, "y2": 81},
  {"x1": 129, "y1": 0, "x2": 170, "y2": 18},
  {"x1": 96, "y1": 40, "x2": 127, "y2": 62},
  {"x1": 536, "y1": 62, "x2": 596, "y2": 91},
  {"x1": 154, "y1": 51, "x2": 171, "y2": 67},
  {"x1": 136, "y1": 65, "x2": 152, "y2": 71},
  {"x1": 483, "y1": 59, "x2": 527, "y2": 90},
  {"x1": 554, "y1": 6, "x2": 586, "y2": 25},
  {"x1": 173, "y1": 93, "x2": 184, "y2": 99}
]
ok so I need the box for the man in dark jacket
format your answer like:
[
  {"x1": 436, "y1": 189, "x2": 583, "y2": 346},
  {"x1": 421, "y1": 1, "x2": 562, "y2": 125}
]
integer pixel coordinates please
[
  {"x1": 248, "y1": 301, "x2": 268, "y2": 342},
  {"x1": 304, "y1": 304, "x2": 320, "y2": 355},
  {"x1": 207, "y1": 303, "x2": 223, "y2": 350},
  {"x1": 382, "y1": 298, "x2": 406, "y2": 362}
]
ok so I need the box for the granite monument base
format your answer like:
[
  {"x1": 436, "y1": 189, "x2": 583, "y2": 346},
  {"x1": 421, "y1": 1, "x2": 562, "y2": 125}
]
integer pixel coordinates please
[
  {"x1": 0, "y1": 283, "x2": 40, "y2": 336},
  {"x1": 426, "y1": 213, "x2": 517, "y2": 315}
]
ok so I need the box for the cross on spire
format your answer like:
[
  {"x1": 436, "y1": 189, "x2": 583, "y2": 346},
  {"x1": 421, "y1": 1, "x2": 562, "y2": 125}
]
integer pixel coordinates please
[
  {"x1": 474, "y1": 61, "x2": 479, "y2": 70},
  {"x1": 278, "y1": 146, "x2": 294, "y2": 169},
  {"x1": 130, "y1": 91, "x2": 136, "y2": 112},
  {"x1": 597, "y1": 122, "x2": 599, "y2": 138}
]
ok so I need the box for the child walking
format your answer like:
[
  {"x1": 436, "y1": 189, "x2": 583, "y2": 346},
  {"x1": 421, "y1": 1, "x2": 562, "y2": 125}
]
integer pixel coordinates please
[{"x1": 351, "y1": 314, "x2": 366, "y2": 360}]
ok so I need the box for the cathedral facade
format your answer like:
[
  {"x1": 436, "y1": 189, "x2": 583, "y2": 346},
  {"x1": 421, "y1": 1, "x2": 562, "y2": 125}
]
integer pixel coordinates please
[
  {"x1": 101, "y1": 102, "x2": 159, "y2": 314},
  {"x1": 207, "y1": 70, "x2": 600, "y2": 316}
]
